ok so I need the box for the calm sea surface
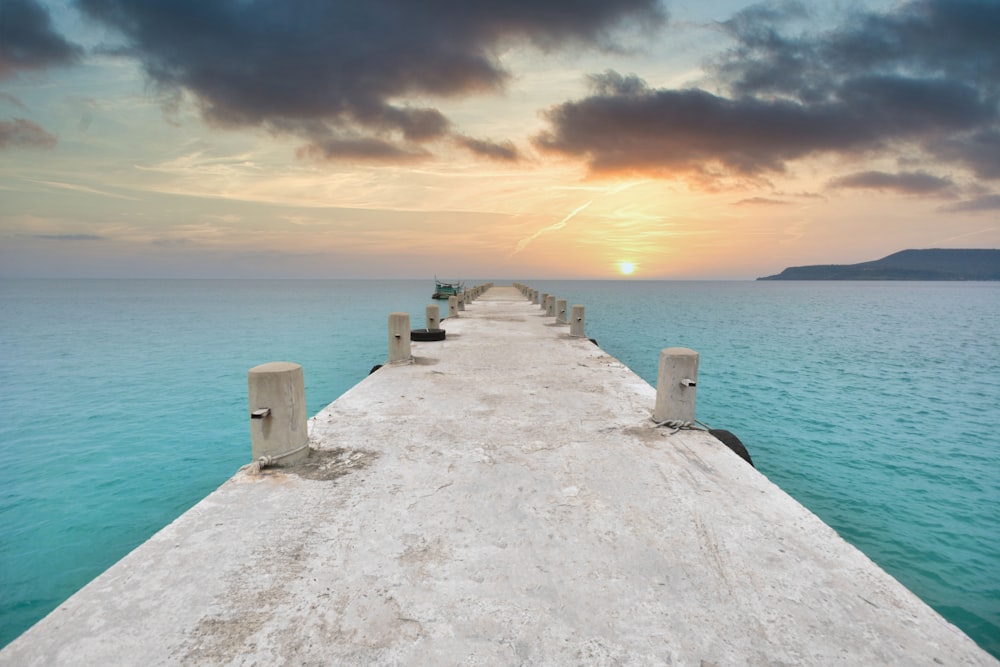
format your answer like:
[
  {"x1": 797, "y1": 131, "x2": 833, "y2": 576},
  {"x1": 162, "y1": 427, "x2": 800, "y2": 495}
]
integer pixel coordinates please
[{"x1": 1, "y1": 279, "x2": 998, "y2": 655}]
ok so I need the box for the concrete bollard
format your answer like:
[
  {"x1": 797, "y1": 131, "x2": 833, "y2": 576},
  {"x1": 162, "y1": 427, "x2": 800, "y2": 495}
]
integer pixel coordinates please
[
  {"x1": 570, "y1": 305, "x2": 585, "y2": 337},
  {"x1": 426, "y1": 304, "x2": 440, "y2": 330},
  {"x1": 653, "y1": 347, "x2": 699, "y2": 424},
  {"x1": 457, "y1": 295, "x2": 465, "y2": 311},
  {"x1": 556, "y1": 299, "x2": 568, "y2": 324},
  {"x1": 448, "y1": 295, "x2": 458, "y2": 317},
  {"x1": 248, "y1": 361, "x2": 310, "y2": 466},
  {"x1": 463, "y1": 291, "x2": 472, "y2": 305},
  {"x1": 388, "y1": 312, "x2": 412, "y2": 364},
  {"x1": 539, "y1": 292, "x2": 548, "y2": 308},
  {"x1": 545, "y1": 295, "x2": 556, "y2": 317}
]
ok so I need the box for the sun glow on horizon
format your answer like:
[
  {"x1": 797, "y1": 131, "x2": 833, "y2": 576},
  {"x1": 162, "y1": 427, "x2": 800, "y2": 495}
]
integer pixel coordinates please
[{"x1": 618, "y1": 261, "x2": 636, "y2": 275}]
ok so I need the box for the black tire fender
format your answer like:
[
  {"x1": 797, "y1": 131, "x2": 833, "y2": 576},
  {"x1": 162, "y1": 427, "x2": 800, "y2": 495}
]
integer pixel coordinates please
[
  {"x1": 708, "y1": 429, "x2": 755, "y2": 468},
  {"x1": 411, "y1": 328, "x2": 446, "y2": 341}
]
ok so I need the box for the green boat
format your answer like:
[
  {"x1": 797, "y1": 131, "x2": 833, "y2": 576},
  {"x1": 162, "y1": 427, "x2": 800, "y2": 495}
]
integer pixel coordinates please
[{"x1": 431, "y1": 278, "x2": 464, "y2": 299}]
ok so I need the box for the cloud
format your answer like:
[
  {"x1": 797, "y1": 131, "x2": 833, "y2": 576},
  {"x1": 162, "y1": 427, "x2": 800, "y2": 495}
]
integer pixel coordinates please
[
  {"x1": 27, "y1": 178, "x2": 140, "y2": 199},
  {"x1": 829, "y1": 170, "x2": 955, "y2": 195},
  {"x1": 295, "y1": 136, "x2": 432, "y2": 163},
  {"x1": 714, "y1": 0, "x2": 1000, "y2": 101},
  {"x1": 0, "y1": 0, "x2": 82, "y2": 78},
  {"x1": 0, "y1": 118, "x2": 57, "y2": 149},
  {"x1": 0, "y1": 93, "x2": 27, "y2": 110},
  {"x1": 511, "y1": 200, "x2": 591, "y2": 256},
  {"x1": 535, "y1": 73, "x2": 869, "y2": 179},
  {"x1": 941, "y1": 194, "x2": 1000, "y2": 212},
  {"x1": 536, "y1": 0, "x2": 1000, "y2": 186},
  {"x1": 930, "y1": 129, "x2": 1000, "y2": 180},
  {"x1": 77, "y1": 0, "x2": 663, "y2": 161},
  {"x1": 33, "y1": 234, "x2": 106, "y2": 241},
  {"x1": 456, "y1": 136, "x2": 521, "y2": 162},
  {"x1": 733, "y1": 197, "x2": 791, "y2": 206}
]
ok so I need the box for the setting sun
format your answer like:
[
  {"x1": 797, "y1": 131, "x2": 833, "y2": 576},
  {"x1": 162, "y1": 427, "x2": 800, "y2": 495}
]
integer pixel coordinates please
[{"x1": 618, "y1": 262, "x2": 636, "y2": 275}]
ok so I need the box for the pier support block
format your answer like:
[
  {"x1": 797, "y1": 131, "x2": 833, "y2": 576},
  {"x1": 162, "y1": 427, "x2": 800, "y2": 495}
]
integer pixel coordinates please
[
  {"x1": 448, "y1": 296, "x2": 459, "y2": 317},
  {"x1": 556, "y1": 299, "x2": 568, "y2": 324},
  {"x1": 539, "y1": 292, "x2": 548, "y2": 308},
  {"x1": 570, "y1": 305, "x2": 586, "y2": 337},
  {"x1": 426, "y1": 304, "x2": 441, "y2": 330},
  {"x1": 545, "y1": 295, "x2": 556, "y2": 317},
  {"x1": 653, "y1": 347, "x2": 699, "y2": 424},
  {"x1": 388, "y1": 312, "x2": 412, "y2": 364},
  {"x1": 248, "y1": 362, "x2": 309, "y2": 465}
]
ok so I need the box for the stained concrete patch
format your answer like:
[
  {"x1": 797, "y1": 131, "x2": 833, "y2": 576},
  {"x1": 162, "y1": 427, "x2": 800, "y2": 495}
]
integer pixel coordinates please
[
  {"x1": 247, "y1": 447, "x2": 379, "y2": 482},
  {"x1": 181, "y1": 541, "x2": 310, "y2": 663}
]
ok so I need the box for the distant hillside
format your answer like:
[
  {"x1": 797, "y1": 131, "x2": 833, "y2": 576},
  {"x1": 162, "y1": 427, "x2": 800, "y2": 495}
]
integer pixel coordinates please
[{"x1": 758, "y1": 249, "x2": 1000, "y2": 281}]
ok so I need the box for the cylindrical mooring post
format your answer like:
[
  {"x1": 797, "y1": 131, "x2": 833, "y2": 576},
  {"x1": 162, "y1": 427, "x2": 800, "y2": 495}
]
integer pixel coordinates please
[
  {"x1": 388, "y1": 312, "x2": 412, "y2": 364},
  {"x1": 556, "y1": 299, "x2": 568, "y2": 324},
  {"x1": 448, "y1": 295, "x2": 459, "y2": 317},
  {"x1": 426, "y1": 304, "x2": 440, "y2": 330},
  {"x1": 248, "y1": 361, "x2": 309, "y2": 465},
  {"x1": 653, "y1": 347, "x2": 699, "y2": 423},
  {"x1": 457, "y1": 295, "x2": 466, "y2": 311},
  {"x1": 545, "y1": 295, "x2": 556, "y2": 317},
  {"x1": 570, "y1": 305, "x2": 585, "y2": 337},
  {"x1": 539, "y1": 292, "x2": 548, "y2": 308},
  {"x1": 464, "y1": 290, "x2": 472, "y2": 304}
]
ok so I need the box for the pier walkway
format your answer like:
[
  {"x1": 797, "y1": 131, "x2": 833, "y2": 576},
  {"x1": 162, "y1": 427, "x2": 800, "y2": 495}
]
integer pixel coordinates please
[{"x1": 2, "y1": 286, "x2": 994, "y2": 665}]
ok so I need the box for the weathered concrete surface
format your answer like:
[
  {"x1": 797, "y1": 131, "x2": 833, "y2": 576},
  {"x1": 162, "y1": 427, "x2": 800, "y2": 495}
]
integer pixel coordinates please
[{"x1": 2, "y1": 286, "x2": 995, "y2": 666}]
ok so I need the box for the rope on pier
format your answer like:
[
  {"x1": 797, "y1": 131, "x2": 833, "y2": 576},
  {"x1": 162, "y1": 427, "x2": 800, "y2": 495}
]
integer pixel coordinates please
[
  {"x1": 651, "y1": 418, "x2": 711, "y2": 435},
  {"x1": 240, "y1": 444, "x2": 311, "y2": 474},
  {"x1": 651, "y1": 420, "x2": 756, "y2": 467}
]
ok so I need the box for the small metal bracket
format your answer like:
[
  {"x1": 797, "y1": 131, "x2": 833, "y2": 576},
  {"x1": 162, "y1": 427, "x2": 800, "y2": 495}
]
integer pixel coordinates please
[
  {"x1": 251, "y1": 408, "x2": 271, "y2": 419},
  {"x1": 680, "y1": 378, "x2": 697, "y2": 388}
]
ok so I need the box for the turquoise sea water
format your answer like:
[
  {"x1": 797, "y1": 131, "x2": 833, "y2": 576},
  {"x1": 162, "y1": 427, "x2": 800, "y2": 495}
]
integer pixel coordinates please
[{"x1": 1, "y1": 279, "x2": 998, "y2": 656}]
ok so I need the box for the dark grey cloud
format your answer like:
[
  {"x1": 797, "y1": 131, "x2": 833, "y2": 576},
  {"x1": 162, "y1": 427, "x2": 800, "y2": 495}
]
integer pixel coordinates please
[
  {"x1": 535, "y1": 72, "x2": 874, "y2": 178},
  {"x1": 829, "y1": 170, "x2": 955, "y2": 195},
  {"x1": 0, "y1": 0, "x2": 82, "y2": 78},
  {"x1": 76, "y1": 0, "x2": 662, "y2": 162},
  {"x1": 536, "y1": 0, "x2": 1000, "y2": 185},
  {"x1": 296, "y1": 136, "x2": 431, "y2": 164},
  {"x1": 456, "y1": 136, "x2": 520, "y2": 162},
  {"x1": 929, "y1": 129, "x2": 1000, "y2": 180},
  {"x1": 715, "y1": 0, "x2": 1000, "y2": 101},
  {"x1": 0, "y1": 117, "x2": 57, "y2": 149}
]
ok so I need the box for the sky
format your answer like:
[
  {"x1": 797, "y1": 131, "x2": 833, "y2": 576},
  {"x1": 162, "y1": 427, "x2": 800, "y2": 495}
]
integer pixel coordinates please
[{"x1": 1, "y1": 0, "x2": 998, "y2": 279}]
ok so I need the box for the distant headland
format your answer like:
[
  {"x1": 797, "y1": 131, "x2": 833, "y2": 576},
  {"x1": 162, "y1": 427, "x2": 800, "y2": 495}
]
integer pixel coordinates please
[{"x1": 758, "y1": 249, "x2": 1000, "y2": 281}]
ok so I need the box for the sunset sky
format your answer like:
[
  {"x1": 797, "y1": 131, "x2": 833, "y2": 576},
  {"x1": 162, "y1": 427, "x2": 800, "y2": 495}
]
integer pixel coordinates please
[{"x1": 2, "y1": 0, "x2": 998, "y2": 279}]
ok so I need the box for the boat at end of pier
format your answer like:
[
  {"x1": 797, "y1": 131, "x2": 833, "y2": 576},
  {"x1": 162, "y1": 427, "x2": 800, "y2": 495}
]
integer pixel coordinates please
[{"x1": 432, "y1": 278, "x2": 464, "y2": 299}]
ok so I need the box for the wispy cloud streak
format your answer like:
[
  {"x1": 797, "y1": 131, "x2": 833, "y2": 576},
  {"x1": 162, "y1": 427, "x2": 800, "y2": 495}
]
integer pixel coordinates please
[{"x1": 511, "y1": 200, "x2": 592, "y2": 257}]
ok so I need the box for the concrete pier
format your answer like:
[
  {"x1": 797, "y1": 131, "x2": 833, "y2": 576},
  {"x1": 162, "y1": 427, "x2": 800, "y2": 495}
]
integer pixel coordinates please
[{"x1": 1, "y1": 286, "x2": 994, "y2": 666}]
